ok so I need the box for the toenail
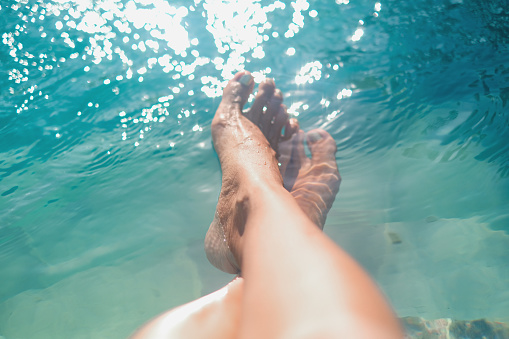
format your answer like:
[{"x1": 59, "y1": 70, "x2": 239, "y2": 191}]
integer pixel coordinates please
[
  {"x1": 239, "y1": 74, "x2": 254, "y2": 87},
  {"x1": 308, "y1": 131, "x2": 323, "y2": 142}
]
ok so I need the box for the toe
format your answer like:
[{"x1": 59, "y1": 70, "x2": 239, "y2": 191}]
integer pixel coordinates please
[
  {"x1": 282, "y1": 129, "x2": 306, "y2": 191},
  {"x1": 306, "y1": 129, "x2": 337, "y2": 163},
  {"x1": 282, "y1": 118, "x2": 299, "y2": 141},
  {"x1": 295, "y1": 129, "x2": 308, "y2": 164},
  {"x1": 268, "y1": 105, "x2": 289, "y2": 148},
  {"x1": 246, "y1": 78, "x2": 275, "y2": 124},
  {"x1": 278, "y1": 133, "x2": 294, "y2": 179},
  {"x1": 260, "y1": 88, "x2": 283, "y2": 128},
  {"x1": 222, "y1": 71, "x2": 255, "y2": 109}
]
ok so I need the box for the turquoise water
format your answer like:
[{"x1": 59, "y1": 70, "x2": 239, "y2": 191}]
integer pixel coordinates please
[{"x1": 1, "y1": 0, "x2": 508, "y2": 338}]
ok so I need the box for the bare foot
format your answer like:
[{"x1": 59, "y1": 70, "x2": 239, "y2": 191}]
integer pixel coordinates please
[
  {"x1": 136, "y1": 74, "x2": 400, "y2": 339},
  {"x1": 259, "y1": 127, "x2": 340, "y2": 229},
  {"x1": 205, "y1": 73, "x2": 340, "y2": 274},
  {"x1": 244, "y1": 78, "x2": 298, "y2": 151},
  {"x1": 205, "y1": 71, "x2": 289, "y2": 274},
  {"x1": 240, "y1": 78, "x2": 340, "y2": 229}
]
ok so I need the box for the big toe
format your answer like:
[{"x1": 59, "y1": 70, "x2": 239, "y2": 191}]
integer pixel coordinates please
[
  {"x1": 306, "y1": 129, "x2": 337, "y2": 163},
  {"x1": 221, "y1": 71, "x2": 255, "y2": 109}
]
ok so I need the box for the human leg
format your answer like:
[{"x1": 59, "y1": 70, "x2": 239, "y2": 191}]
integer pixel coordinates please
[
  {"x1": 210, "y1": 71, "x2": 403, "y2": 339},
  {"x1": 130, "y1": 123, "x2": 339, "y2": 339},
  {"x1": 133, "y1": 71, "x2": 403, "y2": 339},
  {"x1": 204, "y1": 76, "x2": 297, "y2": 274},
  {"x1": 129, "y1": 277, "x2": 243, "y2": 339}
]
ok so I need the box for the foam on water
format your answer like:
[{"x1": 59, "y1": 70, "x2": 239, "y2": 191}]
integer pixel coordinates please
[{"x1": 1, "y1": 0, "x2": 508, "y2": 337}]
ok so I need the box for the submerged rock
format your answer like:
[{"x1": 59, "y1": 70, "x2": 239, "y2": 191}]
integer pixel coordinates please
[{"x1": 401, "y1": 316, "x2": 509, "y2": 339}]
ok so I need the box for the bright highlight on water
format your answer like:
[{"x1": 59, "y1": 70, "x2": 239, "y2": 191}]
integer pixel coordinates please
[{"x1": 1, "y1": 0, "x2": 508, "y2": 338}]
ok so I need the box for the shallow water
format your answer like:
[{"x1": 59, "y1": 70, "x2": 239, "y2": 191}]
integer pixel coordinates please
[{"x1": 1, "y1": 0, "x2": 508, "y2": 338}]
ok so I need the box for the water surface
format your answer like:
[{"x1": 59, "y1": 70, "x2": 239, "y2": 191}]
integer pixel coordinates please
[{"x1": 1, "y1": 0, "x2": 508, "y2": 338}]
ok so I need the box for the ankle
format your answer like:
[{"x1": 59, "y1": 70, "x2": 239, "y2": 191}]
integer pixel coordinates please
[{"x1": 217, "y1": 178, "x2": 286, "y2": 263}]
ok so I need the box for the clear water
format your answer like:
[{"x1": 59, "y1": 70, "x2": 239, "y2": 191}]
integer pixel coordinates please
[{"x1": 1, "y1": 0, "x2": 508, "y2": 338}]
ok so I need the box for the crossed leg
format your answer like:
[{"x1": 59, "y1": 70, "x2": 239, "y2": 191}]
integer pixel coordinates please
[
  {"x1": 131, "y1": 130, "x2": 342, "y2": 339},
  {"x1": 131, "y1": 71, "x2": 403, "y2": 339},
  {"x1": 129, "y1": 131, "x2": 340, "y2": 339}
]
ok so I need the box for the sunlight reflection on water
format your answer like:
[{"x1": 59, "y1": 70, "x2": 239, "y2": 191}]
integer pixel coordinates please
[
  {"x1": 3, "y1": 0, "x2": 366, "y2": 150},
  {"x1": 2, "y1": 0, "x2": 509, "y2": 337}
]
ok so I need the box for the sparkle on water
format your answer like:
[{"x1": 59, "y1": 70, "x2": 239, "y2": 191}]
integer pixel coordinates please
[
  {"x1": 1, "y1": 0, "x2": 509, "y2": 338},
  {"x1": 3, "y1": 0, "x2": 360, "y2": 147}
]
